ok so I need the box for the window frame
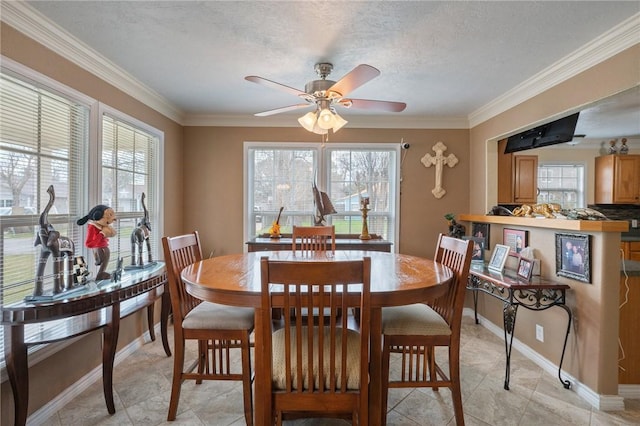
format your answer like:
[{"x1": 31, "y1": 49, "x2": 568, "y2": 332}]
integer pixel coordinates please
[
  {"x1": 244, "y1": 141, "x2": 400, "y2": 251},
  {"x1": 536, "y1": 162, "x2": 586, "y2": 209},
  {"x1": 0, "y1": 56, "x2": 164, "y2": 373}
]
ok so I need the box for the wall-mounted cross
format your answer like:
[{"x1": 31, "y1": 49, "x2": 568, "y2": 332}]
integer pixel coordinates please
[{"x1": 421, "y1": 141, "x2": 458, "y2": 199}]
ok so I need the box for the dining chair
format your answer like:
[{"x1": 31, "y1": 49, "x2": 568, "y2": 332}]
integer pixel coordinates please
[
  {"x1": 380, "y1": 234, "x2": 473, "y2": 426},
  {"x1": 162, "y1": 232, "x2": 255, "y2": 424},
  {"x1": 291, "y1": 225, "x2": 336, "y2": 253},
  {"x1": 259, "y1": 256, "x2": 371, "y2": 425}
]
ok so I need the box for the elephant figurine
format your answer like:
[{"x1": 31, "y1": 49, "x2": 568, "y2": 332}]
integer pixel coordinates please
[
  {"x1": 34, "y1": 185, "x2": 75, "y2": 296},
  {"x1": 130, "y1": 192, "x2": 153, "y2": 267}
]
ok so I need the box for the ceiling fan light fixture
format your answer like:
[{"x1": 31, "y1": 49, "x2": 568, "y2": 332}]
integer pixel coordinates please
[
  {"x1": 298, "y1": 111, "x2": 318, "y2": 132},
  {"x1": 332, "y1": 113, "x2": 348, "y2": 132},
  {"x1": 317, "y1": 107, "x2": 336, "y2": 130}
]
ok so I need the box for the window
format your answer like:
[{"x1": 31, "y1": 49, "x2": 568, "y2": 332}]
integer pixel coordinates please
[
  {"x1": 537, "y1": 164, "x2": 585, "y2": 209},
  {"x1": 245, "y1": 142, "x2": 399, "y2": 247},
  {"x1": 0, "y1": 58, "x2": 162, "y2": 366}
]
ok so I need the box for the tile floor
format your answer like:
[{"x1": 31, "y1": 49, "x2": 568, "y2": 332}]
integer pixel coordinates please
[{"x1": 40, "y1": 316, "x2": 640, "y2": 425}]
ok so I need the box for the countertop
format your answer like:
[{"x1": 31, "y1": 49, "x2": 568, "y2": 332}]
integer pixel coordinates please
[{"x1": 622, "y1": 259, "x2": 640, "y2": 276}]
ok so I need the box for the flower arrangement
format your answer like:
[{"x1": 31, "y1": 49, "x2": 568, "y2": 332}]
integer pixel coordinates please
[{"x1": 269, "y1": 207, "x2": 284, "y2": 238}]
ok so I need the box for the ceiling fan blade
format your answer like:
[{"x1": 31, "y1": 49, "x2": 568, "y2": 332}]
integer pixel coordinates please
[
  {"x1": 254, "y1": 104, "x2": 312, "y2": 117},
  {"x1": 328, "y1": 64, "x2": 380, "y2": 97},
  {"x1": 341, "y1": 98, "x2": 407, "y2": 112},
  {"x1": 245, "y1": 76, "x2": 306, "y2": 97}
]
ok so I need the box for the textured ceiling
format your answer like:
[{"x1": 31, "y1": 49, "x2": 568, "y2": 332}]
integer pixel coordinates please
[{"x1": 13, "y1": 1, "x2": 640, "y2": 139}]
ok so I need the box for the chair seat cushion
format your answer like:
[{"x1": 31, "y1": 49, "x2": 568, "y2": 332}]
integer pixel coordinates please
[
  {"x1": 271, "y1": 326, "x2": 362, "y2": 391},
  {"x1": 382, "y1": 303, "x2": 451, "y2": 336},
  {"x1": 182, "y1": 301, "x2": 254, "y2": 330}
]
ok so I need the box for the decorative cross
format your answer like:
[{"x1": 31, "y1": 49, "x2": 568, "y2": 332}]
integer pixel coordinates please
[{"x1": 421, "y1": 141, "x2": 458, "y2": 199}]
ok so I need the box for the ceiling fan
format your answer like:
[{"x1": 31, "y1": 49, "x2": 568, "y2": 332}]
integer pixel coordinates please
[{"x1": 245, "y1": 63, "x2": 406, "y2": 134}]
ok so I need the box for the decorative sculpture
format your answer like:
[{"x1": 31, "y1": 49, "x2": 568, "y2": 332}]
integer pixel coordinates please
[
  {"x1": 444, "y1": 213, "x2": 465, "y2": 239},
  {"x1": 77, "y1": 204, "x2": 117, "y2": 280},
  {"x1": 128, "y1": 192, "x2": 153, "y2": 268},
  {"x1": 359, "y1": 197, "x2": 371, "y2": 240},
  {"x1": 421, "y1": 141, "x2": 458, "y2": 199},
  {"x1": 33, "y1": 185, "x2": 76, "y2": 296},
  {"x1": 269, "y1": 207, "x2": 284, "y2": 238},
  {"x1": 312, "y1": 182, "x2": 336, "y2": 225}
]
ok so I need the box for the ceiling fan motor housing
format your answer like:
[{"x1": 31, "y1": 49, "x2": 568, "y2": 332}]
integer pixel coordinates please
[{"x1": 305, "y1": 79, "x2": 338, "y2": 98}]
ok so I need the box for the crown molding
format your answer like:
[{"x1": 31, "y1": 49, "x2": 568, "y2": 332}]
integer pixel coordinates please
[
  {"x1": 1, "y1": 1, "x2": 184, "y2": 124},
  {"x1": 184, "y1": 113, "x2": 469, "y2": 129},
  {"x1": 468, "y1": 12, "x2": 640, "y2": 128}
]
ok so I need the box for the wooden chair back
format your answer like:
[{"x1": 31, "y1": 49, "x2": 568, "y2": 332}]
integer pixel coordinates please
[
  {"x1": 259, "y1": 256, "x2": 371, "y2": 424},
  {"x1": 162, "y1": 231, "x2": 204, "y2": 325},
  {"x1": 292, "y1": 225, "x2": 336, "y2": 253},
  {"x1": 431, "y1": 234, "x2": 474, "y2": 335}
]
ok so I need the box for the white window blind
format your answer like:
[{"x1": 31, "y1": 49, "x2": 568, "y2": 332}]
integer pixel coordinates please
[
  {"x1": 100, "y1": 113, "x2": 160, "y2": 269},
  {"x1": 537, "y1": 164, "x2": 585, "y2": 209}
]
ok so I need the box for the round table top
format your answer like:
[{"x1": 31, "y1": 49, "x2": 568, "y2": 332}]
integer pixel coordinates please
[{"x1": 181, "y1": 250, "x2": 453, "y2": 308}]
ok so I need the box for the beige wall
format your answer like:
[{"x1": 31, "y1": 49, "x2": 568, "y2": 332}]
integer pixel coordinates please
[
  {"x1": 183, "y1": 126, "x2": 470, "y2": 259},
  {"x1": 467, "y1": 45, "x2": 640, "y2": 396},
  {"x1": 1, "y1": 22, "x2": 184, "y2": 424}
]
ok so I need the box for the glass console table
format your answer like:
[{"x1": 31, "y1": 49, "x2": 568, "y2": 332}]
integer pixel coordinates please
[{"x1": 1, "y1": 263, "x2": 170, "y2": 426}]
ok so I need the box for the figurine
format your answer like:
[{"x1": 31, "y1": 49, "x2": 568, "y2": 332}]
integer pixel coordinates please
[
  {"x1": 608, "y1": 139, "x2": 618, "y2": 154},
  {"x1": 129, "y1": 193, "x2": 153, "y2": 267},
  {"x1": 444, "y1": 213, "x2": 466, "y2": 239},
  {"x1": 34, "y1": 185, "x2": 76, "y2": 295},
  {"x1": 620, "y1": 138, "x2": 629, "y2": 154},
  {"x1": 77, "y1": 204, "x2": 117, "y2": 280}
]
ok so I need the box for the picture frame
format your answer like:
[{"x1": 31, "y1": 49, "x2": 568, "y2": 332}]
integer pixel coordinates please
[
  {"x1": 488, "y1": 244, "x2": 510, "y2": 273},
  {"x1": 471, "y1": 222, "x2": 490, "y2": 250},
  {"x1": 517, "y1": 256, "x2": 534, "y2": 281},
  {"x1": 503, "y1": 228, "x2": 528, "y2": 255},
  {"x1": 463, "y1": 236, "x2": 485, "y2": 263},
  {"x1": 555, "y1": 233, "x2": 591, "y2": 283}
]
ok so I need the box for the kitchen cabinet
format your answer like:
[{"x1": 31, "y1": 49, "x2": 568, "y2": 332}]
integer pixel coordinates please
[
  {"x1": 619, "y1": 272, "x2": 640, "y2": 384},
  {"x1": 497, "y1": 139, "x2": 538, "y2": 204},
  {"x1": 595, "y1": 154, "x2": 640, "y2": 204},
  {"x1": 621, "y1": 241, "x2": 640, "y2": 261}
]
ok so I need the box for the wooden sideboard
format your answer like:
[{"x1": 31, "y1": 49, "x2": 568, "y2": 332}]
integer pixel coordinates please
[
  {"x1": 246, "y1": 234, "x2": 392, "y2": 252},
  {"x1": 1, "y1": 263, "x2": 170, "y2": 426}
]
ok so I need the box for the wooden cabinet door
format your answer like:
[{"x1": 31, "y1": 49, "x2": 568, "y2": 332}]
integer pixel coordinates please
[
  {"x1": 613, "y1": 155, "x2": 640, "y2": 203},
  {"x1": 497, "y1": 139, "x2": 514, "y2": 203},
  {"x1": 514, "y1": 155, "x2": 538, "y2": 203}
]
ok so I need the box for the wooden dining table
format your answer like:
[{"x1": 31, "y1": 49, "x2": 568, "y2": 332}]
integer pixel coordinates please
[{"x1": 181, "y1": 250, "x2": 453, "y2": 426}]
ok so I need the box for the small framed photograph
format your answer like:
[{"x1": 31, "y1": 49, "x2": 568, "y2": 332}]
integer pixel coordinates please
[
  {"x1": 488, "y1": 244, "x2": 510, "y2": 273},
  {"x1": 517, "y1": 257, "x2": 534, "y2": 281},
  {"x1": 503, "y1": 228, "x2": 528, "y2": 255},
  {"x1": 471, "y1": 222, "x2": 490, "y2": 250},
  {"x1": 463, "y1": 236, "x2": 485, "y2": 263},
  {"x1": 556, "y1": 233, "x2": 591, "y2": 283}
]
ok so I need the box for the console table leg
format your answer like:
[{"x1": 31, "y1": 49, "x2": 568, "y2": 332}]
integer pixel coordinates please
[
  {"x1": 472, "y1": 290, "x2": 479, "y2": 324},
  {"x1": 502, "y1": 303, "x2": 518, "y2": 390},
  {"x1": 103, "y1": 303, "x2": 120, "y2": 414},
  {"x1": 557, "y1": 305, "x2": 572, "y2": 389},
  {"x1": 146, "y1": 304, "x2": 156, "y2": 342},
  {"x1": 5, "y1": 325, "x2": 28, "y2": 426},
  {"x1": 160, "y1": 288, "x2": 172, "y2": 356}
]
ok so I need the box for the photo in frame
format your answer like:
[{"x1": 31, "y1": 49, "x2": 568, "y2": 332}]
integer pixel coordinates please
[
  {"x1": 463, "y1": 236, "x2": 485, "y2": 263},
  {"x1": 556, "y1": 233, "x2": 591, "y2": 283},
  {"x1": 503, "y1": 228, "x2": 528, "y2": 255},
  {"x1": 517, "y1": 257, "x2": 534, "y2": 281},
  {"x1": 471, "y1": 222, "x2": 490, "y2": 250},
  {"x1": 488, "y1": 244, "x2": 510, "y2": 273}
]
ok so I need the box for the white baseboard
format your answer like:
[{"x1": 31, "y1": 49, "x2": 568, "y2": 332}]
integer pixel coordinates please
[
  {"x1": 26, "y1": 326, "x2": 160, "y2": 425},
  {"x1": 462, "y1": 308, "x2": 627, "y2": 411},
  {"x1": 619, "y1": 384, "x2": 640, "y2": 399}
]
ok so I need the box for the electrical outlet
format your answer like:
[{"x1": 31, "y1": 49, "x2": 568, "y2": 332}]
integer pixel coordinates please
[
  {"x1": 536, "y1": 324, "x2": 544, "y2": 342},
  {"x1": 632, "y1": 219, "x2": 638, "y2": 228}
]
